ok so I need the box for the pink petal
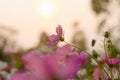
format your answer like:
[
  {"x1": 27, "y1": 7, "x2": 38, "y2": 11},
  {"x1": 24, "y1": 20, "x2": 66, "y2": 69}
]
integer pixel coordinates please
[
  {"x1": 56, "y1": 25, "x2": 63, "y2": 35},
  {"x1": 11, "y1": 45, "x2": 88, "y2": 80},
  {"x1": 0, "y1": 77, "x2": 5, "y2": 80},
  {"x1": 106, "y1": 58, "x2": 119, "y2": 65},
  {"x1": 21, "y1": 52, "x2": 49, "y2": 80},
  {"x1": 47, "y1": 34, "x2": 60, "y2": 45},
  {"x1": 93, "y1": 68, "x2": 101, "y2": 80},
  {"x1": 11, "y1": 72, "x2": 33, "y2": 80},
  {"x1": 55, "y1": 45, "x2": 77, "y2": 57}
]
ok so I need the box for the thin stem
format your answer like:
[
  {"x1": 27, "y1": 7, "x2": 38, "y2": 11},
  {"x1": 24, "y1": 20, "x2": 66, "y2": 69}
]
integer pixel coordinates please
[
  {"x1": 117, "y1": 65, "x2": 120, "y2": 79},
  {"x1": 107, "y1": 37, "x2": 114, "y2": 57},
  {"x1": 108, "y1": 37, "x2": 113, "y2": 47},
  {"x1": 64, "y1": 41, "x2": 82, "y2": 51},
  {"x1": 104, "y1": 38, "x2": 107, "y2": 53},
  {"x1": 64, "y1": 41, "x2": 111, "y2": 79},
  {"x1": 110, "y1": 68, "x2": 113, "y2": 80}
]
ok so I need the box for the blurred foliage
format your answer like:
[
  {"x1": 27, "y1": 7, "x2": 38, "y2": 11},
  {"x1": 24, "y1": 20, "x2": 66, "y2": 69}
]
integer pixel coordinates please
[
  {"x1": 28, "y1": 32, "x2": 57, "y2": 53},
  {"x1": 0, "y1": 35, "x2": 11, "y2": 63},
  {"x1": 0, "y1": 25, "x2": 24, "y2": 70},
  {"x1": 71, "y1": 22, "x2": 87, "y2": 51},
  {"x1": 0, "y1": 25, "x2": 17, "y2": 62},
  {"x1": 104, "y1": 32, "x2": 120, "y2": 58},
  {"x1": 91, "y1": 0, "x2": 110, "y2": 34},
  {"x1": 71, "y1": 31, "x2": 87, "y2": 50},
  {"x1": 91, "y1": 0, "x2": 120, "y2": 50},
  {"x1": 97, "y1": 19, "x2": 106, "y2": 33},
  {"x1": 84, "y1": 59, "x2": 94, "y2": 80},
  {"x1": 91, "y1": 0, "x2": 110, "y2": 15}
]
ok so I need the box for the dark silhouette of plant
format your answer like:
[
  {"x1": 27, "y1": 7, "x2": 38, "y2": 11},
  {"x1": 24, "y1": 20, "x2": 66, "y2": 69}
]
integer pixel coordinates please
[
  {"x1": 28, "y1": 32, "x2": 57, "y2": 53},
  {"x1": 71, "y1": 21, "x2": 87, "y2": 51}
]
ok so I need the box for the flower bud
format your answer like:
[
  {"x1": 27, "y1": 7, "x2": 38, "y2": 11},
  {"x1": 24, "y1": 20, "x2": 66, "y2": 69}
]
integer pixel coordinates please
[
  {"x1": 91, "y1": 39, "x2": 96, "y2": 47},
  {"x1": 104, "y1": 31, "x2": 109, "y2": 38},
  {"x1": 92, "y1": 50, "x2": 98, "y2": 58}
]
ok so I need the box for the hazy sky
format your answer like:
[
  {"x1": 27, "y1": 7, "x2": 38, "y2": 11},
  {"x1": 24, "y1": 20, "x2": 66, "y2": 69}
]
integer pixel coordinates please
[{"x1": 0, "y1": 0, "x2": 97, "y2": 48}]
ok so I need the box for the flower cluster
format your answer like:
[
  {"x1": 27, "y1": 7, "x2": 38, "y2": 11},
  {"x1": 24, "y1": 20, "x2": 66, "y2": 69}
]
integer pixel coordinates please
[
  {"x1": 0, "y1": 25, "x2": 120, "y2": 80},
  {"x1": 11, "y1": 45, "x2": 88, "y2": 80}
]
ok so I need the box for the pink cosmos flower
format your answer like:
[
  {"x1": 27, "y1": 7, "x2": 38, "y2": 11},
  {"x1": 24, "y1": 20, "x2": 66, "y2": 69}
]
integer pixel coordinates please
[
  {"x1": 11, "y1": 71, "x2": 34, "y2": 80},
  {"x1": 105, "y1": 58, "x2": 119, "y2": 65},
  {"x1": 0, "y1": 76, "x2": 5, "y2": 80},
  {"x1": 102, "y1": 53, "x2": 109, "y2": 60},
  {"x1": 11, "y1": 52, "x2": 49, "y2": 80},
  {"x1": 11, "y1": 45, "x2": 88, "y2": 80},
  {"x1": 102, "y1": 53, "x2": 120, "y2": 66},
  {"x1": 54, "y1": 45, "x2": 88, "y2": 79},
  {"x1": 0, "y1": 77, "x2": 5, "y2": 80},
  {"x1": 47, "y1": 25, "x2": 63, "y2": 45},
  {"x1": 93, "y1": 68, "x2": 109, "y2": 80},
  {"x1": 4, "y1": 49, "x2": 15, "y2": 55},
  {"x1": 93, "y1": 68, "x2": 101, "y2": 80}
]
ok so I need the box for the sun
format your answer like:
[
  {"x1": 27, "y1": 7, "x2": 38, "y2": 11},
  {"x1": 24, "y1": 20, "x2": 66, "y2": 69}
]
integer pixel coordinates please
[{"x1": 39, "y1": 2, "x2": 54, "y2": 16}]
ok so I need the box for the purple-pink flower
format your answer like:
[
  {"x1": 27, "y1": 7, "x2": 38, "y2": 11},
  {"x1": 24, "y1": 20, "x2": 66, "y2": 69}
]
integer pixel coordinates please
[
  {"x1": 0, "y1": 76, "x2": 5, "y2": 80},
  {"x1": 47, "y1": 25, "x2": 64, "y2": 45},
  {"x1": 4, "y1": 49, "x2": 15, "y2": 55},
  {"x1": 105, "y1": 58, "x2": 120, "y2": 65},
  {"x1": 93, "y1": 68, "x2": 101, "y2": 80},
  {"x1": 93, "y1": 67, "x2": 109, "y2": 80},
  {"x1": 11, "y1": 72, "x2": 34, "y2": 80},
  {"x1": 11, "y1": 45, "x2": 88, "y2": 80}
]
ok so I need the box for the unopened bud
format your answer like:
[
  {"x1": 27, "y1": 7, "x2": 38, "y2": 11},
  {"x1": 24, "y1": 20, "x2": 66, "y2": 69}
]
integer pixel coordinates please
[
  {"x1": 92, "y1": 50, "x2": 98, "y2": 58},
  {"x1": 91, "y1": 39, "x2": 96, "y2": 47},
  {"x1": 104, "y1": 31, "x2": 109, "y2": 38}
]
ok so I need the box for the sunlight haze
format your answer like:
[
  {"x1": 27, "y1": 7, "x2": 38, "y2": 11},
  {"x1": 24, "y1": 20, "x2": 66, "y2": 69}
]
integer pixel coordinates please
[{"x1": 0, "y1": 0, "x2": 96, "y2": 49}]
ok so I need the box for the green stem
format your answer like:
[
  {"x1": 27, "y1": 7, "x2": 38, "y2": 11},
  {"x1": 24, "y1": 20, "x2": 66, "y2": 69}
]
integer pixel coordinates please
[
  {"x1": 107, "y1": 37, "x2": 114, "y2": 57},
  {"x1": 108, "y1": 37, "x2": 113, "y2": 47},
  {"x1": 118, "y1": 66, "x2": 120, "y2": 79},
  {"x1": 104, "y1": 38, "x2": 107, "y2": 53},
  {"x1": 110, "y1": 68, "x2": 113, "y2": 80}
]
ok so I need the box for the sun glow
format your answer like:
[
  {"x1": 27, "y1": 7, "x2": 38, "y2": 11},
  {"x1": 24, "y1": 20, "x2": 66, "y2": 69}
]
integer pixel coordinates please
[{"x1": 39, "y1": 2, "x2": 54, "y2": 16}]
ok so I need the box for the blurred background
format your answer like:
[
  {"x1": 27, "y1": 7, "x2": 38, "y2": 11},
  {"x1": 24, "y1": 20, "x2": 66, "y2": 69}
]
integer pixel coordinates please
[
  {"x1": 0, "y1": 0, "x2": 120, "y2": 52},
  {"x1": 1, "y1": 1, "x2": 120, "y2": 79}
]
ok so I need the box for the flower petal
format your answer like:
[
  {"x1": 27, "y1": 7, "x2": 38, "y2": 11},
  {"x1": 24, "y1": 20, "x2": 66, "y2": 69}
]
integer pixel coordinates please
[
  {"x1": 47, "y1": 34, "x2": 60, "y2": 45},
  {"x1": 56, "y1": 25, "x2": 63, "y2": 35}
]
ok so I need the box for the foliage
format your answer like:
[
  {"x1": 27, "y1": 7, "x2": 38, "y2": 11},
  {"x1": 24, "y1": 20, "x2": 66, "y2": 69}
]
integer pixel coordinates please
[
  {"x1": 91, "y1": 0, "x2": 120, "y2": 51},
  {"x1": 0, "y1": 26, "x2": 119, "y2": 80}
]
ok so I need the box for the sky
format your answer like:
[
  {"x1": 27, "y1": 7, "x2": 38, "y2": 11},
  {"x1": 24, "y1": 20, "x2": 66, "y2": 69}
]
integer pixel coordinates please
[{"x1": 0, "y1": 0, "x2": 98, "y2": 49}]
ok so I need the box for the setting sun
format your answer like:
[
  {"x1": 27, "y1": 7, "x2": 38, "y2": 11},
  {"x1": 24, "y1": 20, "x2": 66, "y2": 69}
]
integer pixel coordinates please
[{"x1": 39, "y1": 2, "x2": 54, "y2": 16}]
